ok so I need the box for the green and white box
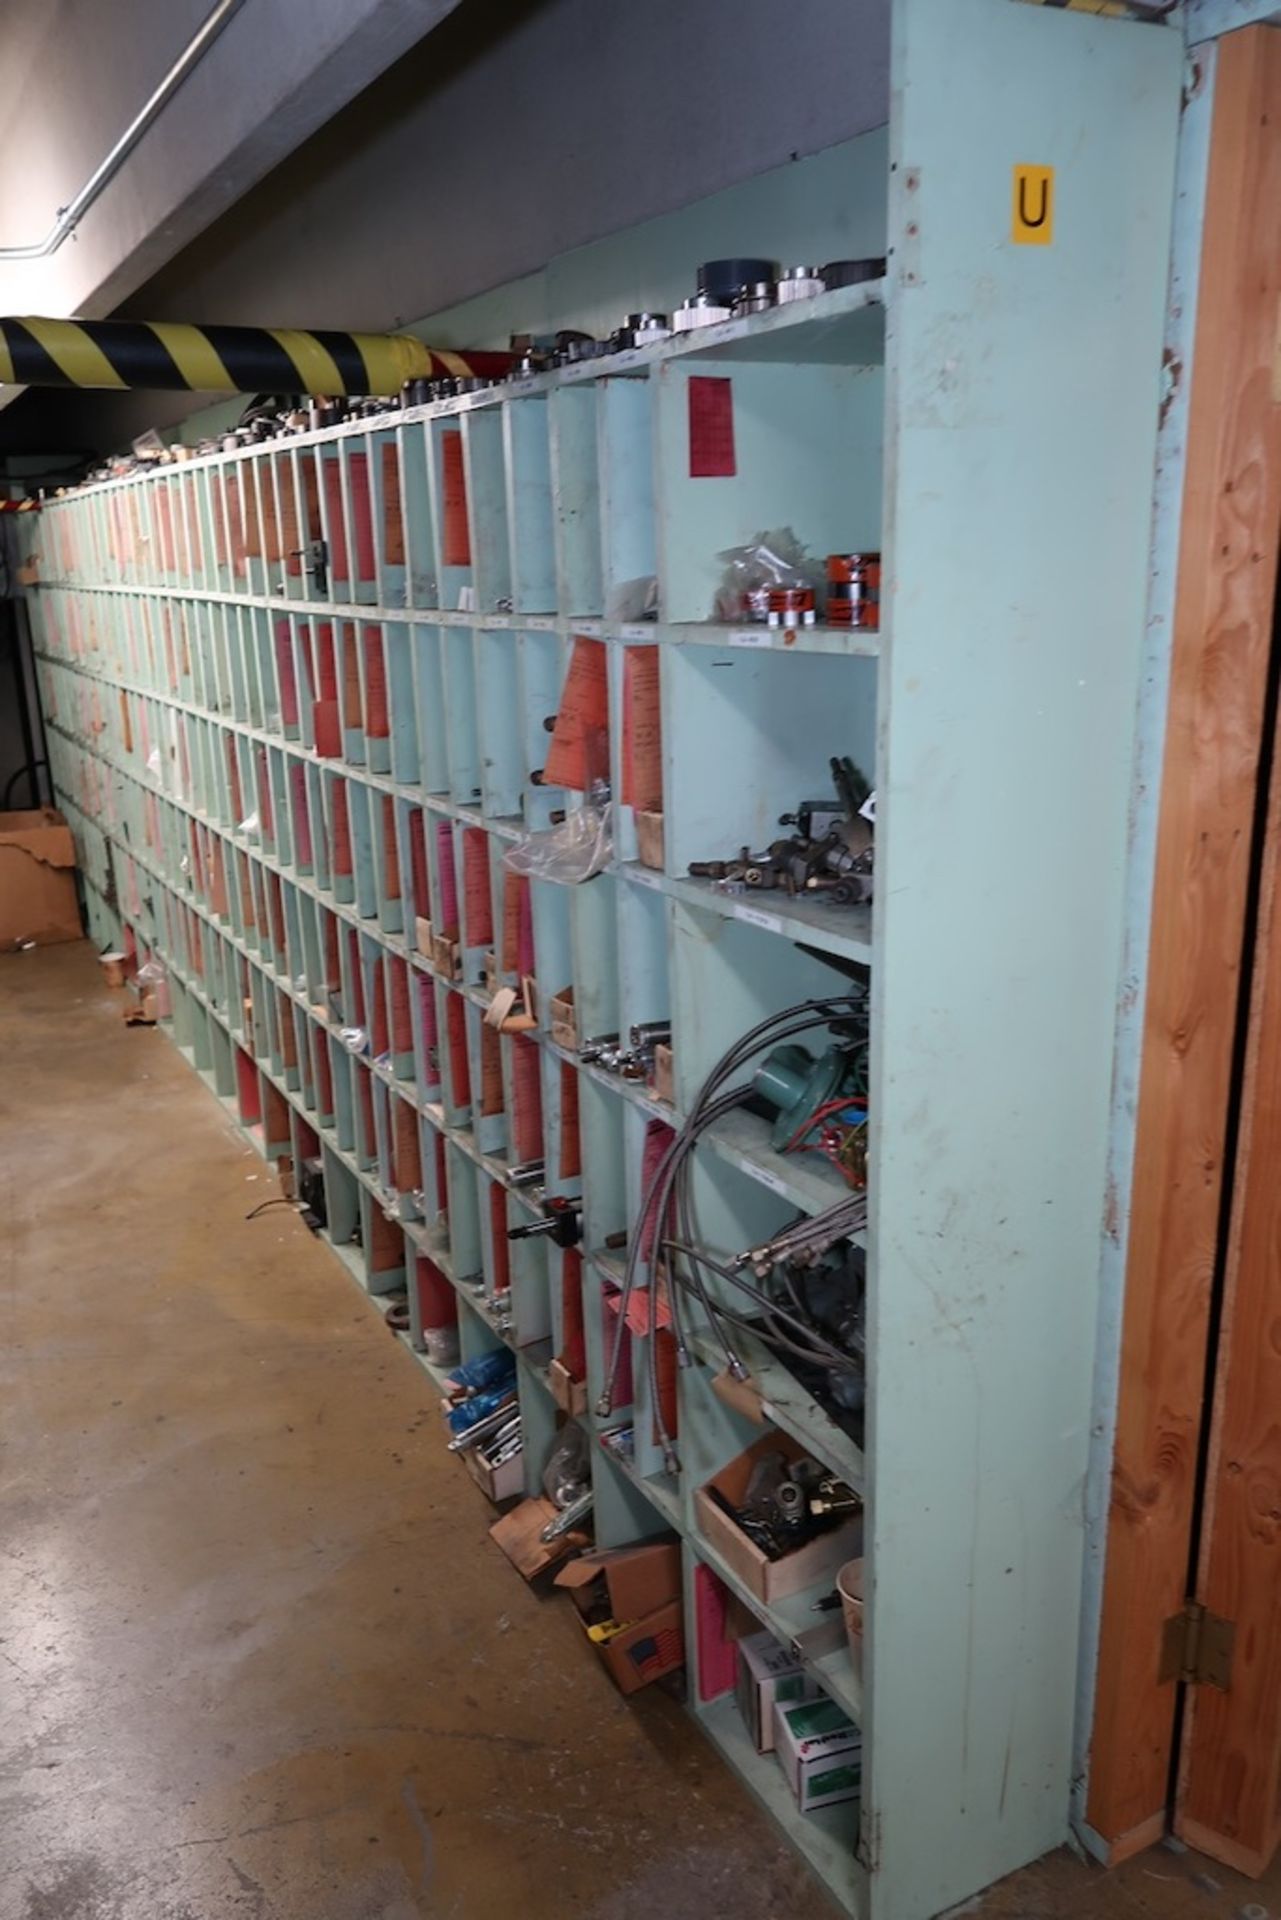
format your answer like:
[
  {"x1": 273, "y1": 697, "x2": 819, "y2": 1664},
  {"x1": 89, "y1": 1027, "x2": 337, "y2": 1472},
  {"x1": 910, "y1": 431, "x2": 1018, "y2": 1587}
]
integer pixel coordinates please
[
  {"x1": 772, "y1": 1694, "x2": 862, "y2": 1812},
  {"x1": 736, "y1": 1630, "x2": 821, "y2": 1753}
]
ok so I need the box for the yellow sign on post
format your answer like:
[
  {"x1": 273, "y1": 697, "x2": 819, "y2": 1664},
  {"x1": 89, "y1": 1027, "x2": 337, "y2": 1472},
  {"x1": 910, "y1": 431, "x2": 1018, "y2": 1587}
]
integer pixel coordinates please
[{"x1": 1012, "y1": 164, "x2": 1054, "y2": 245}]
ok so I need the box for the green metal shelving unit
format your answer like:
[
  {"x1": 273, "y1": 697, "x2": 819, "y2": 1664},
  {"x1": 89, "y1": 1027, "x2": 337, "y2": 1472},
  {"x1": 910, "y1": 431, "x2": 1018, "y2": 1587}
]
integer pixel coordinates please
[{"x1": 16, "y1": 6, "x2": 1186, "y2": 1912}]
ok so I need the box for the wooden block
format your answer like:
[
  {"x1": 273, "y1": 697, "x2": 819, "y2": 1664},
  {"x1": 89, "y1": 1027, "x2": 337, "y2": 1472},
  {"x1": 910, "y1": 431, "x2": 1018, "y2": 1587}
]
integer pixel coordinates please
[{"x1": 636, "y1": 810, "x2": 665, "y2": 872}]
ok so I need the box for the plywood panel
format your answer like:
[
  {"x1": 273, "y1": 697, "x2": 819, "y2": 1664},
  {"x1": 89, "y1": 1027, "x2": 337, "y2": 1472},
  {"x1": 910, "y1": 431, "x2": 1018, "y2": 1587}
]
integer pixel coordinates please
[{"x1": 1087, "y1": 22, "x2": 1281, "y2": 1856}]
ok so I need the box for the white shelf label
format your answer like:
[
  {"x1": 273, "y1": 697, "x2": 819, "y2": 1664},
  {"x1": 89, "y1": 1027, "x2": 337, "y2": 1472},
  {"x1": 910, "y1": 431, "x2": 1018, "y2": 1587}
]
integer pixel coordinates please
[
  {"x1": 629, "y1": 865, "x2": 662, "y2": 890},
  {"x1": 724, "y1": 627, "x2": 773, "y2": 649},
  {"x1": 746, "y1": 1159, "x2": 789, "y2": 1197},
  {"x1": 736, "y1": 904, "x2": 783, "y2": 934}
]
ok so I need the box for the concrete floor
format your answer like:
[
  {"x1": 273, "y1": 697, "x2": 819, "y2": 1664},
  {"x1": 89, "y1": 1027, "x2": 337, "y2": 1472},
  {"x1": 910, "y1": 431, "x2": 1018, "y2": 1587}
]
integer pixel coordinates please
[{"x1": 0, "y1": 943, "x2": 1278, "y2": 1920}]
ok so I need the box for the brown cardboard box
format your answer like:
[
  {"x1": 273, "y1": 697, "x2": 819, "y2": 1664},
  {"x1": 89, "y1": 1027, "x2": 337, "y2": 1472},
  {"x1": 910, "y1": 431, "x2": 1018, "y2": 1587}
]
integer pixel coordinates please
[
  {"x1": 548, "y1": 1357, "x2": 588, "y2": 1417},
  {"x1": 695, "y1": 1431, "x2": 863, "y2": 1605},
  {"x1": 549, "y1": 987, "x2": 577, "y2": 1052},
  {"x1": 0, "y1": 809, "x2": 79, "y2": 947},
  {"x1": 431, "y1": 928, "x2": 461, "y2": 981},
  {"x1": 461, "y1": 1439, "x2": 524, "y2": 1504},
  {"x1": 555, "y1": 1542, "x2": 684, "y2": 1694},
  {"x1": 635, "y1": 810, "x2": 665, "y2": 871}
]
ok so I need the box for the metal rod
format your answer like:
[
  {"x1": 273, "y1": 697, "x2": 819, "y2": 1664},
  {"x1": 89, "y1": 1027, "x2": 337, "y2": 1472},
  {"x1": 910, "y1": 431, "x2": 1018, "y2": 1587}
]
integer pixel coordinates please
[{"x1": 0, "y1": 0, "x2": 248, "y2": 261}]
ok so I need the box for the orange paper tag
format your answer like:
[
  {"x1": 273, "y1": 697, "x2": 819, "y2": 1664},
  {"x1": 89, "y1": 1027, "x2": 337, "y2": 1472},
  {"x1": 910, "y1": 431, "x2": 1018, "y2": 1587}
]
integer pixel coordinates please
[
  {"x1": 622, "y1": 647, "x2": 663, "y2": 813},
  {"x1": 543, "y1": 636, "x2": 609, "y2": 793},
  {"x1": 441, "y1": 429, "x2": 471, "y2": 567}
]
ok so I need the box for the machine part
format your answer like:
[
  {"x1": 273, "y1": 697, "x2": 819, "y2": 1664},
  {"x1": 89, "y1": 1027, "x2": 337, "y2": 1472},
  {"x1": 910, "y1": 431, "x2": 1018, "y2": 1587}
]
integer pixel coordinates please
[
  {"x1": 698, "y1": 258, "x2": 778, "y2": 303},
  {"x1": 629, "y1": 1020, "x2": 672, "y2": 1051},
  {"x1": 737, "y1": 1195, "x2": 870, "y2": 1277},
  {"x1": 507, "y1": 1195, "x2": 582, "y2": 1249},
  {"x1": 754, "y1": 1043, "x2": 855, "y2": 1152},
  {"x1": 610, "y1": 312, "x2": 671, "y2": 351},
  {"x1": 597, "y1": 992, "x2": 870, "y2": 1446},
  {"x1": 779, "y1": 797, "x2": 848, "y2": 842},
  {"x1": 540, "y1": 1489, "x2": 595, "y2": 1542},
  {"x1": 298, "y1": 1157, "x2": 327, "y2": 1230},
  {"x1": 507, "y1": 1158, "x2": 546, "y2": 1188},
  {"x1": 826, "y1": 552, "x2": 882, "y2": 631},
  {"x1": 671, "y1": 294, "x2": 732, "y2": 332},
  {"x1": 0, "y1": 316, "x2": 513, "y2": 395},
  {"x1": 767, "y1": 586, "x2": 815, "y2": 621},
  {"x1": 820, "y1": 257, "x2": 887, "y2": 289},
  {"x1": 776, "y1": 267, "x2": 825, "y2": 304},
  {"x1": 716, "y1": 1451, "x2": 856, "y2": 1560},
  {"x1": 810, "y1": 1477, "x2": 862, "y2": 1518},
  {"x1": 732, "y1": 282, "x2": 776, "y2": 317},
  {"x1": 579, "y1": 1034, "x2": 620, "y2": 1063}
]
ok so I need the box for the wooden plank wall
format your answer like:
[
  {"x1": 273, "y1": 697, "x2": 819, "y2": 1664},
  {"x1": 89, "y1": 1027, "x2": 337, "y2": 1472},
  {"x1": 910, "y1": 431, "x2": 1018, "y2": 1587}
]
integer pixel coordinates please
[{"x1": 1087, "y1": 22, "x2": 1281, "y2": 1858}]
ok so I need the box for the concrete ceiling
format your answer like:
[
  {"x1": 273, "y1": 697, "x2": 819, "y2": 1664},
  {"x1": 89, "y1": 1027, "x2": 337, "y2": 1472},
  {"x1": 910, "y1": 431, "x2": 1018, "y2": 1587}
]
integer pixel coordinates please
[
  {"x1": 0, "y1": 1, "x2": 465, "y2": 389},
  {"x1": 0, "y1": 0, "x2": 891, "y2": 465}
]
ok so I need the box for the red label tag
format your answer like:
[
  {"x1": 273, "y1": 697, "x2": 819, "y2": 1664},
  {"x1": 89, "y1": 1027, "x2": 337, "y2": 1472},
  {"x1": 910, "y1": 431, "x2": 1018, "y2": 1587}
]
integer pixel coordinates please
[
  {"x1": 688, "y1": 375, "x2": 736, "y2": 478},
  {"x1": 441, "y1": 429, "x2": 471, "y2": 567}
]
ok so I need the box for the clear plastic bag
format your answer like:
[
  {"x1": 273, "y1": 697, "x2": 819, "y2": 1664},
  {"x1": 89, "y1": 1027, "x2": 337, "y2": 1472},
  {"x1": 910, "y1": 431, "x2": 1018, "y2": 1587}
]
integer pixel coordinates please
[
  {"x1": 503, "y1": 804, "x2": 613, "y2": 885},
  {"x1": 604, "y1": 574, "x2": 659, "y2": 623},
  {"x1": 338, "y1": 1026, "x2": 368, "y2": 1055},
  {"x1": 136, "y1": 959, "x2": 167, "y2": 985},
  {"x1": 542, "y1": 1421, "x2": 590, "y2": 1509},
  {"x1": 714, "y1": 527, "x2": 817, "y2": 622}
]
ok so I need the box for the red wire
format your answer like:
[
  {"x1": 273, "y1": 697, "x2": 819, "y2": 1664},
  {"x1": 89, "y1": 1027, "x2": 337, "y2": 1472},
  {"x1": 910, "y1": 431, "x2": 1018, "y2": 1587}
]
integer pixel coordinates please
[{"x1": 781, "y1": 1096, "x2": 868, "y2": 1156}]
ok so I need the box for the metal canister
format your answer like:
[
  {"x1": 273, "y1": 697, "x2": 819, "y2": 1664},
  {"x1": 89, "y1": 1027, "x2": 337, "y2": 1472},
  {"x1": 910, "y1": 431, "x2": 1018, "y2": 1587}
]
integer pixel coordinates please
[
  {"x1": 776, "y1": 266, "x2": 824, "y2": 304},
  {"x1": 825, "y1": 552, "x2": 882, "y2": 631},
  {"x1": 733, "y1": 281, "x2": 775, "y2": 317},
  {"x1": 671, "y1": 294, "x2": 731, "y2": 332}
]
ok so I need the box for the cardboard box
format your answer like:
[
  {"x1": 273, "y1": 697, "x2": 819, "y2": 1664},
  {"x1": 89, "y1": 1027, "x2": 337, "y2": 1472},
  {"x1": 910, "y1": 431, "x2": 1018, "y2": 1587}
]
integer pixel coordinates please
[
  {"x1": 736, "y1": 1630, "x2": 822, "y2": 1752},
  {"x1": 461, "y1": 1438, "x2": 524, "y2": 1504},
  {"x1": 651, "y1": 1041, "x2": 674, "y2": 1106},
  {"x1": 431, "y1": 929, "x2": 461, "y2": 980},
  {"x1": 635, "y1": 809, "x2": 665, "y2": 871},
  {"x1": 548, "y1": 1356, "x2": 588, "y2": 1417},
  {"x1": 0, "y1": 808, "x2": 79, "y2": 948},
  {"x1": 555, "y1": 1542, "x2": 684, "y2": 1695},
  {"x1": 490, "y1": 1496, "x2": 587, "y2": 1580},
  {"x1": 415, "y1": 915, "x2": 433, "y2": 958},
  {"x1": 772, "y1": 1694, "x2": 862, "y2": 1811},
  {"x1": 695, "y1": 1431, "x2": 863, "y2": 1605},
  {"x1": 548, "y1": 986, "x2": 577, "y2": 1052}
]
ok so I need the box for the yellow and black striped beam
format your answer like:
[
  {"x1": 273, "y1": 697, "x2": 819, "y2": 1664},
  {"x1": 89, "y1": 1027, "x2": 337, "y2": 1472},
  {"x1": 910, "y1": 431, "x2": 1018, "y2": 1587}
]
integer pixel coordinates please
[
  {"x1": 0, "y1": 317, "x2": 512, "y2": 394},
  {"x1": 1009, "y1": 0, "x2": 1160, "y2": 15}
]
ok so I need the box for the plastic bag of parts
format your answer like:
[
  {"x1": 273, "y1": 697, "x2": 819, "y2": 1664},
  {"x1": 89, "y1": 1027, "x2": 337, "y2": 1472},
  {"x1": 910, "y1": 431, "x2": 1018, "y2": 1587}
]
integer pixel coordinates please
[
  {"x1": 337, "y1": 1025, "x2": 369, "y2": 1055},
  {"x1": 714, "y1": 527, "x2": 817, "y2": 623},
  {"x1": 238, "y1": 811, "x2": 260, "y2": 839},
  {"x1": 135, "y1": 959, "x2": 167, "y2": 986},
  {"x1": 542, "y1": 1420, "x2": 591, "y2": 1509},
  {"x1": 503, "y1": 804, "x2": 613, "y2": 885},
  {"x1": 604, "y1": 574, "x2": 659, "y2": 623}
]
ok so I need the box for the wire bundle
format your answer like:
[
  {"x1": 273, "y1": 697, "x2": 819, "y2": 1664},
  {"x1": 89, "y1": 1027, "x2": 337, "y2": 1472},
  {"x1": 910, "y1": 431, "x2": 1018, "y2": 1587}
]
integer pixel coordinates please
[{"x1": 597, "y1": 995, "x2": 870, "y2": 1471}]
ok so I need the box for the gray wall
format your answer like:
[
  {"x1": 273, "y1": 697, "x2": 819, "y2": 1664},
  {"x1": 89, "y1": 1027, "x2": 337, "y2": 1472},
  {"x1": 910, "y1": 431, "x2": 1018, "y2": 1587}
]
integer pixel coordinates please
[{"x1": 130, "y1": 0, "x2": 890, "y2": 330}]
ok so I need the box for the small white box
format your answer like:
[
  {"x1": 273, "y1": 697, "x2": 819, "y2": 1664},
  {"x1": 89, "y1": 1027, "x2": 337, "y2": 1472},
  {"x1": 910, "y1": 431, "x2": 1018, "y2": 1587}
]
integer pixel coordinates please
[
  {"x1": 736, "y1": 1630, "x2": 821, "y2": 1753},
  {"x1": 772, "y1": 1694, "x2": 862, "y2": 1812}
]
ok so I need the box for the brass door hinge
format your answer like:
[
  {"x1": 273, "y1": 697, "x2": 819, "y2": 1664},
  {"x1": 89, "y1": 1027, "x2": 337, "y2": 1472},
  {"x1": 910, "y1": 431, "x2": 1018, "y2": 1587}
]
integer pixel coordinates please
[{"x1": 1160, "y1": 1601, "x2": 1235, "y2": 1690}]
